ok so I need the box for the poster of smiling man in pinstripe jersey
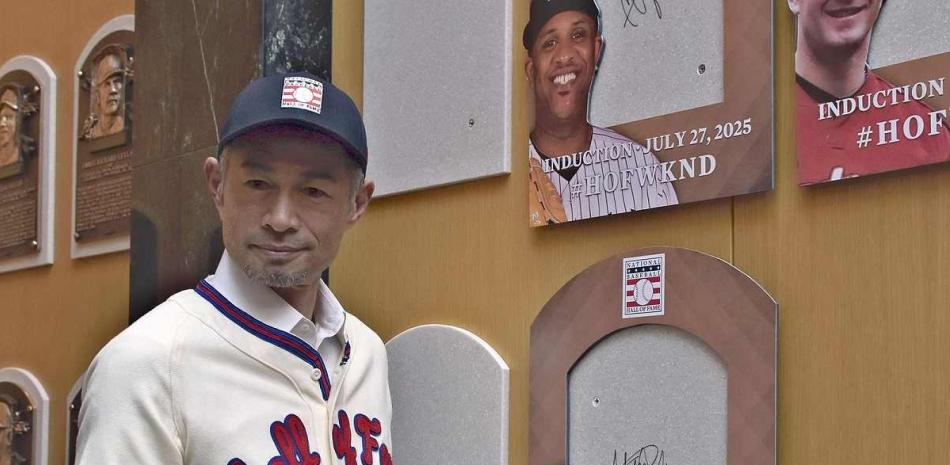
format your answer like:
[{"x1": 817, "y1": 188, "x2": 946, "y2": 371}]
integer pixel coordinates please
[{"x1": 525, "y1": 0, "x2": 678, "y2": 226}]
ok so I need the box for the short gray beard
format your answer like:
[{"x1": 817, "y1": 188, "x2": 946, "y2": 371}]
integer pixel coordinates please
[{"x1": 241, "y1": 262, "x2": 312, "y2": 288}]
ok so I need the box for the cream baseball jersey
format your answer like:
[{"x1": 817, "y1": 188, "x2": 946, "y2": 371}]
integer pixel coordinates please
[
  {"x1": 529, "y1": 126, "x2": 678, "y2": 222},
  {"x1": 76, "y1": 253, "x2": 393, "y2": 465}
]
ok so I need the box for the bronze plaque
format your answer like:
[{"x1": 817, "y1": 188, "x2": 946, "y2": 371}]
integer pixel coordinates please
[
  {"x1": 0, "y1": 382, "x2": 34, "y2": 465},
  {"x1": 75, "y1": 31, "x2": 134, "y2": 243},
  {"x1": 0, "y1": 72, "x2": 41, "y2": 260}
]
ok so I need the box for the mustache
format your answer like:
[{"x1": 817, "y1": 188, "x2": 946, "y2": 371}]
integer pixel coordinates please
[{"x1": 247, "y1": 235, "x2": 312, "y2": 250}]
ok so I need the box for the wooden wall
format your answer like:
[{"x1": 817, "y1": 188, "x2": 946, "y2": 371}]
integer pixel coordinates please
[
  {"x1": 0, "y1": 2, "x2": 133, "y2": 465},
  {"x1": 331, "y1": 1, "x2": 950, "y2": 464}
]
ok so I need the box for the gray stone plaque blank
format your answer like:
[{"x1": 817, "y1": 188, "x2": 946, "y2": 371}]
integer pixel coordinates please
[
  {"x1": 870, "y1": 0, "x2": 950, "y2": 68},
  {"x1": 589, "y1": 0, "x2": 724, "y2": 128},
  {"x1": 568, "y1": 324, "x2": 726, "y2": 465},
  {"x1": 386, "y1": 325, "x2": 509, "y2": 465},
  {"x1": 363, "y1": 0, "x2": 512, "y2": 196}
]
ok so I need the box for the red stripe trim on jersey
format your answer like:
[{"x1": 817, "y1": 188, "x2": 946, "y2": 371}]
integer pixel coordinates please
[{"x1": 195, "y1": 280, "x2": 332, "y2": 400}]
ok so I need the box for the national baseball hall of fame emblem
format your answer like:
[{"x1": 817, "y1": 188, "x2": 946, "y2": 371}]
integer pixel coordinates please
[{"x1": 622, "y1": 253, "x2": 665, "y2": 318}]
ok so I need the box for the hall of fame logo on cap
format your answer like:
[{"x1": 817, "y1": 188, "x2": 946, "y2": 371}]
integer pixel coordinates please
[
  {"x1": 622, "y1": 253, "x2": 665, "y2": 318},
  {"x1": 281, "y1": 77, "x2": 324, "y2": 114}
]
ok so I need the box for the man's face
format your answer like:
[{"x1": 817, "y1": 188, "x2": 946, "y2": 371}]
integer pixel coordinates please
[
  {"x1": 526, "y1": 10, "x2": 602, "y2": 123},
  {"x1": 211, "y1": 127, "x2": 368, "y2": 288},
  {"x1": 790, "y1": 0, "x2": 883, "y2": 51},
  {"x1": 0, "y1": 402, "x2": 12, "y2": 454},
  {"x1": 95, "y1": 54, "x2": 124, "y2": 116},
  {"x1": 0, "y1": 106, "x2": 15, "y2": 148}
]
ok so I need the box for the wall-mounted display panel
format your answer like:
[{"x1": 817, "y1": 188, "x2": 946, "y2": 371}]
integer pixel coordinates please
[
  {"x1": 530, "y1": 247, "x2": 776, "y2": 465},
  {"x1": 363, "y1": 0, "x2": 512, "y2": 196},
  {"x1": 387, "y1": 325, "x2": 509, "y2": 465},
  {"x1": 65, "y1": 376, "x2": 83, "y2": 465},
  {"x1": 0, "y1": 57, "x2": 55, "y2": 273},
  {"x1": 0, "y1": 368, "x2": 49, "y2": 465},
  {"x1": 793, "y1": 0, "x2": 950, "y2": 185},
  {"x1": 71, "y1": 15, "x2": 134, "y2": 258},
  {"x1": 526, "y1": 0, "x2": 772, "y2": 226}
]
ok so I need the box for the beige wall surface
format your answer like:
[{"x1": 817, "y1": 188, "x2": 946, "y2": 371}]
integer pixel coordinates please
[
  {"x1": 0, "y1": 2, "x2": 133, "y2": 465},
  {"x1": 332, "y1": 1, "x2": 950, "y2": 464}
]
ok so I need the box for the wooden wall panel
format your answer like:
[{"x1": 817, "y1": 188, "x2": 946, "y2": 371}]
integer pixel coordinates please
[
  {"x1": 733, "y1": 3, "x2": 950, "y2": 464},
  {"x1": 330, "y1": 2, "x2": 735, "y2": 465},
  {"x1": 0, "y1": 4, "x2": 133, "y2": 465}
]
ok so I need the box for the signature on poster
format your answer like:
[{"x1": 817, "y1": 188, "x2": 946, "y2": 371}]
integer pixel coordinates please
[
  {"x1": 620, "y1": 0, "x2": 663, "y2": 28},
  {"x1": 611, "y1": 445, "x2": 669, "y2": 465}
]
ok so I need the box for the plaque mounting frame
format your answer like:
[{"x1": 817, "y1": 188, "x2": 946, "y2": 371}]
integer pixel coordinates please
[{"x1": 529, "y1": 247, "x2": 777, "y2": 465}]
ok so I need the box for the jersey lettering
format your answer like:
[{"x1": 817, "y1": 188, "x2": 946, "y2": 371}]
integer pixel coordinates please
[
  {"x1": 354, "y1": 414, "x2": 382, "y2": 465},
  {"x1": 333, "y1": 411, "x2": 358, "y2": 465},
  {"x1": 229, "y1": 414, "x2": 321, "y2": 465},
  {"x1": 332, "y1": 410, "x2": 391, "y2": 465},
  {"x1": 379, "y1": 444, "x2": 393, "y2": 465}
]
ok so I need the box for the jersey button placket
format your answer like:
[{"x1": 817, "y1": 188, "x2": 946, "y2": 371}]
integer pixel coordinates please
[{"x1": 310, "y1": 367, "x2": 323, "y2": 382}]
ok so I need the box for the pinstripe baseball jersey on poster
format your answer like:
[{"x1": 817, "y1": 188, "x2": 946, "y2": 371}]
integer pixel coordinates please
[
  {"x1": 77, "y1": 252, "x2": 393, "y2": 465},
  {"x1": 529, "y1": 126, "x2": 678, "y2": 224}
]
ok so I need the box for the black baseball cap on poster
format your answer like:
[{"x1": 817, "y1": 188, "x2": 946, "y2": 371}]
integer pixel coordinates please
[
  {"x1": 217, "y1": 73, "x2": 369, "y2": 173},
  {"x1": 523, "y1": 0, "x2": 601, "y2": 51}
]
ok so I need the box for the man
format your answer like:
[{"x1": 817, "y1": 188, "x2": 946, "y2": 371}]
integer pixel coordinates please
[
  {"x1": 77, "y1": 73, "x2": 393, "y2": 465},
  {"x1": 792, "y1": 0, "x2": 950, "y2": 184},
  {"x1": 82, "y1": 47, "x2": 127, "y2": 139},
  {"x1": 524, "y1": 0, "x2": 677, "y2": 226},
  {"x1": 0, "y1": 88, "x2": 20, "y2": 169}
]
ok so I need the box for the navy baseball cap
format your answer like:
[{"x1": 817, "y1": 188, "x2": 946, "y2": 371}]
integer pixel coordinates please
[
  {"x1": 523, "y1": 0, "x2": 601, "y2": 51},
  {"x1": 217, "y1": 73, "x2": 368, "y2": 173}
]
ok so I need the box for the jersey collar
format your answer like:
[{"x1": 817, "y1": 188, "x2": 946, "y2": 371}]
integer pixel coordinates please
[
  {"x1": 197, "y1": 251, "x2": 347, "y2": 401},
  {"x1": 204, "y1": 251, "x2": 346, "y2": 347}
]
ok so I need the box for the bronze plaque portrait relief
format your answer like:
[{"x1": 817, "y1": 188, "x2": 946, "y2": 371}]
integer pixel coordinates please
[
  {"x1": 0, "y1": 73, "x2": 40, "y2": 260},
  {"x1": 80, "y1": 44, "x2": 131, "y2": 143},
  {"x1": 75, "y1": 32, "x2": 134, "y2": 244},
  {"x1": 0, "y1": 384, "x2": 33, "y2": 465}
]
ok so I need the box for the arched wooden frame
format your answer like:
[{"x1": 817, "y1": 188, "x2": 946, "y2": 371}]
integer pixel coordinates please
[{"x1": 530, "y1": 247, "x2": 776, "y2": 465}]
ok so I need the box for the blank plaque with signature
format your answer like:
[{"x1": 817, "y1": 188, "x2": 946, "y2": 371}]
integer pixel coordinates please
[
  {"x1": 589, "y1": 0, "x2": 724, "y2": 127},
  {"x1": 530, "y1": 247, "x2": 776, "y2": 465},
  {"x1": 568, "y1": 325, "x2": 727, "y2": 465}
]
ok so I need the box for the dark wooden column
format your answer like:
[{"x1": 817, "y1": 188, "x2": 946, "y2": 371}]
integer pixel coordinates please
[{"x1": 130, "y1": 0, "x2": 333, "y2": 323}]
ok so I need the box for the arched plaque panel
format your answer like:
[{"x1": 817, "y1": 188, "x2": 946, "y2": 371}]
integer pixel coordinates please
[
  {"x1": 387, "y1": 325, "x2": 509, "y2": 465},
  {"x1": 70, "y1": 15, "x2": 134, "y2": 258},
  {"x1": 530, "y1": 247, "x2": 776, "y2": 465},
  {"x1": 0, "y1": 56, "x2": 57, "y2": 274},
  {"x1": 0, "y1": 368, "x2": 50, "y2": 465}
]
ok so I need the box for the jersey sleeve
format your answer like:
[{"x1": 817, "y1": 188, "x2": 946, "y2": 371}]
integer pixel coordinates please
[{"x1": 76, "y1": 316, "x2": 184, "y2": 465}]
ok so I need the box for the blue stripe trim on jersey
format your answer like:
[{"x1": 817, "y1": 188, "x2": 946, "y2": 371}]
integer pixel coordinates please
[{"x1": 194, "y1": 280, "x2": 332, "y2": 401}]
